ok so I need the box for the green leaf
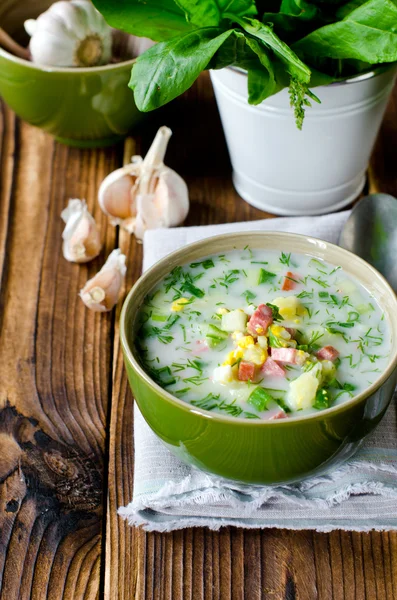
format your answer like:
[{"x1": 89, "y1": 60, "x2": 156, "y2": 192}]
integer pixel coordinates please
[
  {"x1": 294, "y1": 0, "x2": 397, "y2": 63},
  {"x1": 130, "y1": 28, "x2": 235, "y2": 111},
  {"x1": 92, "y1": 0, "x2": 193, "y2": 42},
  {"x1": 228, "y1": 16, "x2": 311, "y2": 82},
  {"x1": 262, "y1": 0, "x2": 320, "y2": 35},
  {"x1": 175, "y1": 0, "x2": 257, "y2": 27},
  {"x1": 208, "y1": 30, "x2": 281, "y2": 104},
  {"x1": 244, "y1": 37, "x2": 279, "y2": 102}
]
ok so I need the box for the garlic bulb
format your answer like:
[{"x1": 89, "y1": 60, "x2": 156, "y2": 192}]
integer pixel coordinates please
[
  {"x1": 80, "y1": 249, "x2": 126, "y2": 312},
  {"x1": 61, "y1": 199, "x2": 102, "y2": 263},
  {"x1": 24, "y1": 0, "x2": 112, "y2": 67},
  {"x1": 98, "y1": 126, "x2": 189, "y2": 240}
]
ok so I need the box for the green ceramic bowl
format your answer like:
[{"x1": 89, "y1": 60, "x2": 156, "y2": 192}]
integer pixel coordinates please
[
  {"x1": 0, "y1": 0, "x2": 142, "y2": 147},
  {"x1": 120, "y1": 232, "x2": 397, "y2": 485}
]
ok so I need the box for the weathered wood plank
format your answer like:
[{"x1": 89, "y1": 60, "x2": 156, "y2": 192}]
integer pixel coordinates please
[{"x1": 0, "y1": 112, "x2": 119, "y2": 599}]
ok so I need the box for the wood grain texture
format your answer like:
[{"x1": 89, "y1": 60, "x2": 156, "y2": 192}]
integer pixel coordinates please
[
  {"x1": 1, "y1": 72, "x2": 397, "y2": 600},
  {"x1": 0, "y1": 103, "x2": 119, "y2": 600}
]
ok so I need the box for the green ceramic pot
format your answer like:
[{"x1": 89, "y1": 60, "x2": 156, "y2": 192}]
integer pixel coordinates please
[
  {"x1": 0, "y1": 0, "x2": 142, "y2": 147},
  {"x1": 120, "y1": 232, "x2": 397, "y2": 485}
]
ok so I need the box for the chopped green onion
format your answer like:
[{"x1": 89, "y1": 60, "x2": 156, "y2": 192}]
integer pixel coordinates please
[
  {"x1": 347, "y1": 311, "x2": 360, "y2": 322},
  {"x1": 248, "y1": 388, "x2": 273, "y2": 411},
  {"x1": 313, "y1": 388, "x2": 330, "y2": 409},
  {"x1": 206, "y1": 324, "x2": 228, "y2": 348},
  {"x1": 152, "y1": 314, "x2": 168, "y2": 322},
  {"x1": 258, "y1": 268, "x2": 276, "y2": 285}
]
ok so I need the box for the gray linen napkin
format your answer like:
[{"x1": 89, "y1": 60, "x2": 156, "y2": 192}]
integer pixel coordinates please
[{"x1": 119, "y1": 212, "x2": 397, "y2": 532}]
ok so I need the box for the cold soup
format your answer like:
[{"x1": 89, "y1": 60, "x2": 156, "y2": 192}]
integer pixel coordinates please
[{"x1": 135, "y1": 248, "x2": 390, "y2": 420}]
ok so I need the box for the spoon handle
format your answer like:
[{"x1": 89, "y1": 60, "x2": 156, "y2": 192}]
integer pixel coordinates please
[{"x1": 0, "y1": 27, "x2": 30, "y2": 60}]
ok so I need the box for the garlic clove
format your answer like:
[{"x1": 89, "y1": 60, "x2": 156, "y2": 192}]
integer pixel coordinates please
[
  {"x1": 80, "y1": 249, "x2": 126, "y2": 312},
  {"x1": 24, "y1": 0, "x2": 112, "y2": 67},
  {"x1": 61, "y1": 198, "x2": 102, "y2": 263},
  {"x1": 154, "y1": 168, "x2": 190, "y2": 228},
  {"x1": 98, "y1": 164, "x2": 140, "y2": 221},
  {"x1": 133, "y1": 169, "x2": 189, "y2": 240},
  {"x1": 98, "y1": 126, "x2": 190, "y2": 238}
]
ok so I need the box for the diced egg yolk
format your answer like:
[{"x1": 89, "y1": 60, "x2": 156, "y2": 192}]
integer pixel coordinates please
[
  {"x1": 243, "y1": 344, "x2": 267, "y2": 366},
  {"x1": 222, "y1": 349, "x2": 244, "y2": 366},
  {"x1": 270, "y1": 324, "x2": 290, "y2": 338},
  {"x1": 237, "y1": 335, "x2": 255, "y2": 349},
  {"x1": 271, "y1": 296, "x2": 301, "y2": 319},
  {"x1": 295, "y1": 350, "x2": 309, "y2": 366},
  {"x1": 171, "y1": 297, "x2": 190, "y2": 312}
]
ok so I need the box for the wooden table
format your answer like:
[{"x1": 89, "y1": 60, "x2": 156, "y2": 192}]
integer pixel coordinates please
[{"x1": 1, "y1": 72, "x2": 397, "y2": 600}]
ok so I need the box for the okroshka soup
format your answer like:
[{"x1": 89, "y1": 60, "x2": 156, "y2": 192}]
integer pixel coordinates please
[{"x1": 135, "y1": 246, "x2": 391, "y2": 421}]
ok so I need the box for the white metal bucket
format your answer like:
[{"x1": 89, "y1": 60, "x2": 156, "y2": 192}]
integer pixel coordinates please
[{"x1": 210, "y1": 66, "x2": 397, "y2": 215}]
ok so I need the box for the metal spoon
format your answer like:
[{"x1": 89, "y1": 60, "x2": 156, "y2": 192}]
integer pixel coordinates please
[{"x1": 338, "y1": 193, "x2": 397, "y2": 291}]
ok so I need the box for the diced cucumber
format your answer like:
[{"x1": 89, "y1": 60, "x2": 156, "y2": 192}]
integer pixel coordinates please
[
  {"x1": 221, "y1": 309, "x2": 248, "y2": 332},
  {"x1": 357, "y1": 303, "x2": 375, "y2": 315}
]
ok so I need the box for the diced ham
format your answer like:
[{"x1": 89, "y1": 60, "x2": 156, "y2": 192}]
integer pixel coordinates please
[
  {"x1": 238, "y1": 361, "x2": 256, "y2": 381},
  {"x1": 316, "y1": 345, "x2": 339, "y2": 361},
  {"x1": 269, "y1": 410, "x2": 287, "y2": 420},
  {"x1": 261, "y1": 357, "x2": 286, "y2": 377},
  {"x1": 270, "y1": 347, "x2": 308, "y2": 366},
  {"x1": 247, "y1": 304, "x2": 273, "y2": 336},
  {"x1": 282, "y1": 271, "x2": 298, "y2": 291},
  {"x1": 193, "y1": 340, "x2": 209, "y2": 354}
]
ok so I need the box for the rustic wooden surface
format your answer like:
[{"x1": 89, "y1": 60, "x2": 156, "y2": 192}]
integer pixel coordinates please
[{"x1": 1, "y1": 72, "x2": 397, "y2": 600}]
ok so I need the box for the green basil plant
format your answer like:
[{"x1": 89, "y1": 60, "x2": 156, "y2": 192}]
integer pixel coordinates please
[{"x1": 93, "y1": 0, "x2": 397, "y2": 128}]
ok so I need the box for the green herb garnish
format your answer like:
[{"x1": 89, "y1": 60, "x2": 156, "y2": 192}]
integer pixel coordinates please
[
  {"x1": 313, "y1": 388, "x2": 330, "y2": 410},
  {"x1": 191, "y1": 393, "x2": 220, "y2": 411},
  {"x1": 242, "y1": 290, "x2": 256, "y2": 304},
  {"x1": 248, "y1": 387, "x2": 273, "y2": 411},
  {"x1": 190, "y1": 259, "x2": 215, "y2": 269},
  {"x1": 258, "y1": 268, "x2": 276, "y2": 285},
  {"x1": 310, "y1": 276, "x2": 329, "y2": 289},
  {"x1": 279, "y1": 252, "x2": 291, "y2": 266},
  {"x1": 205, "y1": 324, "x2": 228, "y2": 348},
  {"x1": 181, "y1": 281, "x2": 205, "y2": 298},
  {"x1": 266, "y1": 303, "x2": 284, "y2": 322}
]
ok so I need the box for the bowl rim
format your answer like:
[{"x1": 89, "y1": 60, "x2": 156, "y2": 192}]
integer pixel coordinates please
[
  {"x1": 0, "y1": 46, "x2": 136, "y2": 72},
  {"x1": 120, "y1": 230, "x2": 397, "y2": 426},
  {"x1": 227, "y1": 63, "x2": 396, "y2": 87}
]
